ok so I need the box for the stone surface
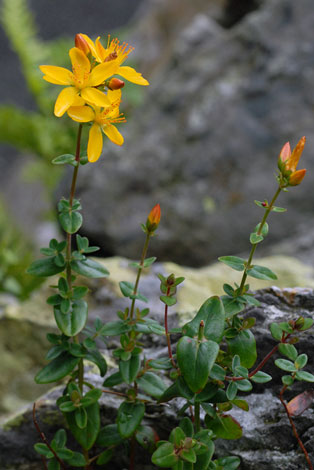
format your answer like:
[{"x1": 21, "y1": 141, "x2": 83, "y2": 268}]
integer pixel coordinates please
[{"x1": 63, "y1": 0, "x2": 314, "y2": 266}]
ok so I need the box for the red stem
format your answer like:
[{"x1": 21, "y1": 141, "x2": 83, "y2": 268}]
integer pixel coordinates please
[
  {"x1": 279, "y1": 387, "x2": 313, "y2": 470},
  {"x1": 32, "y1": 403, "x2": 67, "y2": 470},
  {"x1": 164, "y1": 287, "x2": 177, "y2": 369}
]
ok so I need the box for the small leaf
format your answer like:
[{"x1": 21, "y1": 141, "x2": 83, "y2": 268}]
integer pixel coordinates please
[
  {"x1": 151, "y1": 442, "x2": 178, "y2": 468},
  {"x1": 99, "y1": 320, "x2": 130, "y2": 336},
  {"x1": 65, "y1": 402, "x2": 100, "y2": 450},
  {"x1": 96, "y1": 449, "x2": 113, "y2": 465},
  {"x1": 270, "y1": 323, "x2": 283, "y2": 341},
  {"x1": 143, "y1": 256, "x2": 157, "y2": 267},
  {"x1": 85, "y1": 350, "x2": 107, "y2": 376},
  {"x1": 208, "y1": 364, "x2": 226, "y2": 381},
  {"x1": 278, "y1": 343, "x2": 298, "y2": 361},
  {"x1": 183, "y1": 296, "x2": 225, "y2": 343},
  {"x1": 103, "y1": 371, "x2": 123, "y2": 387},
  {"x1": 35, "y1": 353, "x2": 80, "y2": 384},
  {"x1": 75, "y1": 407, "x2": 87, "y2": 429},
  {"x1": 67, "y1": 453, "x2": 88, "y2": 467},
  {"x1": 71, "y1": 258, "x2": 109, "y2": 278},
  {"x1": 206, "y1": 415, "x2": 242, "y2": 440},
  {"x1": 216, "y1": 455, "x2": 241, "y2": 470},
  {"x1": 27, "y1": 257, "x2": 65, "y2": 277},
  {"x1": 227, "y1": 330, "x2": 257, "y2": 368},
  {"x1": 119, "y1": 281, "x2": 135, "y2": 298},
  {"x1": 54, "y1": 300, "x2": 88, "y2": 337},
  {"x1": 235, "y1": 379, "x2": 252, "y2": 392},
  {"x1": 295, "y1": 371, "x2": 314, "y2": 382},
  {"x1": 295, "y1": 354, "x2": 308, "y2": 369},
  {"x1": 96, "y1": 424, "x2": 123, "y2": 447},
  {"x1": 117, "y1": 401, "x2": 145, "y2": 438},
  {"x1": 148, "y1": 357, "x2": 172, "y2": 370},
  {"x1": 218, "y1": 256, "x2": 246, "y2": 272},
  {"x1": 231, "y1": 399, "x2": 249, "y2": 411},
  {"x1": 226, "y1": 382, "x2": 237, "y2": 401},
  {"x1": 249, "y1": 232, "x2": 263, "y2": 244},
  {"x1": 34, "y1": 443, "x2": 51, "y2": 457},
  {"x1": 179, "y1": 417, "x2": 194, "y2": 437},
  {"x1": 137, "y1": 372, "x2": 167, "y2": 398},
  {"x1": 282, "y1": 375, "x2": 294, "y2": 386},
  {"x1": 271, "y1": 206, "x2": 287, "y2": 213},
  {"x1": 274, "y1": 359, "x2": 296, "y2": 372},
  {"x1": 246, "y1": 265, "x2": 277, "y2": 281},
  {"x1": 250, "y1": 371, "x2": 272, "y2": 383},
  {"x1": 59, "y1": 211, "x2": 82, "y2": 234},
  {"x1": 120, "y1": 354, "x2": 141, "y2": 384},
  {"x1": 52, "y1": 154, "x2": 76, "y2": 165},
  {"x1": 160, "y1": 295, "x2": 177, "y2": 307}
]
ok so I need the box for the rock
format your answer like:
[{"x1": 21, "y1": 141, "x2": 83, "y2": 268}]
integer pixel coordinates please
[
  {"x1": 65, "y1": 0, "x2": 314, "y2": 266},
  {"x1": 1, "y1": 284, "x2": 314, "y2": 469}
]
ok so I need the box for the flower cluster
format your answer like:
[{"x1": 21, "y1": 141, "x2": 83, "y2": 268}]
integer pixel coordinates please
[
  {"x1": 40, "y1": 33, "x2": 149, "y2": 162},
  {"x1": 278, "y1": 136, "x2": 306, "y2": 186}
]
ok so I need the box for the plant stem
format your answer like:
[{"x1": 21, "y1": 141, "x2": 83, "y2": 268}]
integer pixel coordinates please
[
  {"x1": 239, "y1": 186, "x2": 282, "y2": 294},
  {"x1": 279, "y1": 386, "x2": 313, "y2": 470},
  {"x1": 194, "y1": 402, "x2": 200, "y2": 433},
  {"x1": 129, "y1": 233, "x2": 150, "y2": 320},
  {"x1": 164, "y1": 286, "x2": 177, "y2": 368}
]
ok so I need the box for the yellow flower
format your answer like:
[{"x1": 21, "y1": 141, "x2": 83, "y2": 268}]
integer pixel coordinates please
[
  {"x1": 80, "y1": 34, "x2": 149, "y2": 86},
  {"x1": 40, "y1": 47, "x2": 119, "y2": 117},
  {"x1": 67, "y1": 90, "x2": 126, "y2": 162}
]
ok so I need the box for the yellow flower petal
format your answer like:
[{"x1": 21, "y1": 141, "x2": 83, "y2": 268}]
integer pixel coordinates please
[
  {"x1": 67, "y1": 105, "x2": 95, "y2": 122},
  {"x1": 103, "y1": 124, "x2": 124, "y2": 146},
  {"x1": 89, "y1": 61, "x2": 119, "y2": 86},
  {"x1": 81, "y1": 87, "x2": 111, "y2": 107},
  {"x1": 72, "y1": 95, "x2": 86, "y2": 106},
  {"x1": 81, "y1": 34, "x2": 101, "y2": 61},
  {"x1": 39, "y1": 65, "x2": 73, "y2": 85},
  {"x1": 69, "y1": 47, "x2": 91, "y2": 84},
  {"x1": 95, "y1": 37, "x2": 107, "y2": 62},
  {"x1": 88, "y1": 123, "x2": 103, "y2": 162},
  {"x1": 117, "y1": 66, "x2": 149, "y2": 86},
  {"x1": 107, "y1": 89, "x2": 122, "y2": 103},
  {"x1": 54, "y1": 87, "x2": 78, "y2": 117}
]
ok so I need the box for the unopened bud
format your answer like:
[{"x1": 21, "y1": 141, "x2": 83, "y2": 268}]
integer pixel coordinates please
[
  {"x1": 289, "y1": 169, "x2": 306, "y2": 186},
  {"x1": 108, "y1": 78, "x2": 125, "y2": 90},
  {"x1": 146, "y1": 204, "x2": 161, "y2": 233},
  {"x1": 75, "y1": 34, "x2": 90, "y2": 55}
]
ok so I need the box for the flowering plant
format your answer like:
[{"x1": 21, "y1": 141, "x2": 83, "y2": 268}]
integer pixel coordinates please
[{"x1": 29, "y1": 33, "x2": 313, "y2": 470}]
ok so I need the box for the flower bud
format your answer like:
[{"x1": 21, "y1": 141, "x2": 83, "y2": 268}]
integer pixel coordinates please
[
  {"x1": 108, "y1": 78, "x2": 125, "y2": 90},
  {"x1": 75, "y1": 34, "x2": 90, "y2": 55},
  {"x1": 146, "y1": 204, "x2": 161, "y2": 233},
  {"x1": 288, "y1": 169, "x2": 306, "y2": 186},
  {"x1": 286, "y1": 136, "x2": 306, "y2": 172}
]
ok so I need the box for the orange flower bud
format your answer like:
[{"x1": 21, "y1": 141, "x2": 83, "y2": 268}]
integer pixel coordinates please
[
  {"x1": 278, "y1": 142, "x2": 291, "y2": 163},
  {"x1": 288, "y1": 169, "x2": 306, "y2": 186},
  {"x1": 75, "y1": 34, "x2": 90, "y2": 55},
  {"x1": 286, "y1": 136, "x2": 306, "y2": 172},
  {"x1": 146, "y1": 204, "x2": 161, "y2": 232},
  {"x1": 108, "y1": 78, "x2": 125, "y2": 90}
]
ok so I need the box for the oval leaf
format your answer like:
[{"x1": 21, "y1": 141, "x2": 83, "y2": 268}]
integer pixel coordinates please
[
  {"x1": 117, "y1": 401, "x2": 145, "y2": 438},
  {"x1": 137, "y1": 372, "x2": 167, "y2": 399},
  {"x1": 65, "y1": 402, "x2": 100, "y2": 450},
  {"x1": 35, "y1": 352, "x2": 80, "y2": 384},
  {"x1": 54, "y1": 300, "x2": 88, "y2": 337},
  {"x1": 71, "y1": 258, "x2": 109, "y2": 278},
  {"x1": 183, "y1": 296, "x2": 225, "y2": 343},
  {"x1": 27, "y1": 257, "x2": 65, "y2": 277},
  {"x1": 227, "y1": 330, "x2": 257, "y2": 368}
]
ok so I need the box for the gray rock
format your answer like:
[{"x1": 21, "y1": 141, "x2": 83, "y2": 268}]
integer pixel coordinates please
[{"x1": 66, "y1": 0, "x2": 314, "y2": 266}]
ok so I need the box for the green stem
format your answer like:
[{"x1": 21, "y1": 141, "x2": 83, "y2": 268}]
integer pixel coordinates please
[
  {"x1": 129, "y1": 233, "x2": 151, "y2": 320},
  {"x1": 239, "y1": 186, "x2": 282, "y2": 294},
  {"x1": 194, "y1": 402, "x2": 200, "y2": 433}
]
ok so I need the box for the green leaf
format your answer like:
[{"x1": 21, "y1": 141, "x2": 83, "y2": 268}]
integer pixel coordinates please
[
  {"x1": 35, "y1": 352, "x2": 80, "y2": 384},
  {"x1": 119, "y1": 354, "x2": 141, "y2": 384},
  {"x1": 136, "y1": 425, "x2": 156, "y2": 450},
  {"x1": 206, "y1": 415, "x2": 242, "y2": 440},
  {"x1": 298, "y1": 318, "x2": 313, "y2": 331},
  {"x1": 249, "y1": 233, "x2": 263, "y2": 244},
  {"x1": 270, "y1": 323, "x2": 283, "y2": 341},
  {"x1": 53, "y1": 429, "x2": 67, "y2": 449},
  {"x1": 179, "y1": 417, "x2": 194, "y2": 438},
  {"x1": 65, "y1": 402, "x2": 100, "y2": 450},
  {"x1": 231, "y1": 399, "x2": 249, "y2": 411},
  {"x1": 274, "y1": 359, "x2": 296, "y2": 372},
  {"x1": 246, "y1": 265, "x2": 277, "y2": 281},
  {"x1": 227, "y1": 330, "x2": 257, "y2": 368},
  {"x1": 148, "y1": 357, "x2": 172, "y2": 370},
  {"x1": 99, "y1": 320, "x2": 130, "y2": 336},
  {"x1": 27, "y1": 257, "x2": 65, "y2": 277},
  {"x1": 271, "y1": 206, "x2": 287, "y2": 213},
  {"x1": 183, "y1": 296, "x2": 225, "y2": 343},
  {"x1": 96, "y1": 424, "x2": 123, "y2": 447},
  {"x1": 226, "y1": 382, "x2": 237, "y2": 401},
  {"x1": 34, "y1": 443, "x2": 51, "y2": 457},
  {"x1": 295, "y1": 354, "x2": 308, "y2": 369},
  {"x1": 119, "y1": 281, "x2": 135, "y2": 297},
  {"x1": 218, "y1": 256, "x2": 246, "y2": 272},
  {"x1": 169, "y1": 426, "x2": 186, "y2": 446},
  {"x1": 96, "y1": 449, "x2": 113, "y2": 465},
  {"x1": 48, "y1": 458, "x2": 60, "y2": 470},
  {"x1": 159, "y1": 377, "x2": 194, "y2": 403},
  {"x1": 160, "y1": 295, "x2": 177, "y2": 307},
  {"x1": 71, "y1": 258, "x2": 109, "y2": 278},
  {"x1": 151, "y1": 442, "x2": 178, "y2": 468},
  {"x1": 278, "y1": 343, "x2": 298, "y2": 361},
  {"x1": 59, "y1": 211, "x2": 82, "y2": 235},
  {"x1": 73, "y1": 286, "x2": 89, "y2": 300},
  {"x1": 80, "y1": 389, "x2": 102, "y2": 408},
  {"x1": 195, "y1": 383, "x2": 219, "y2": 402},
  {"x1": 103, "y1": 371, "x2": 123, "y2": 387},
  {"x1": 234, "y1": 365, "x2": 248, "y2": 378},
  {"x1": 143, "y1": 256, "x2": 157, "y2": 267},
  {"x1": 181, "y1": 448, "x2": 197, "y2": 464},
  {"x1": 74, "y1": 408, "x2": 87, "y2": 429},
  {"x1": 295, "y1": 371, "x2": 314, "y2": 382},
  {"x1": 52, "y1": 154, "x2": 76, "y2": 165},
  {"x1": 282, "y1": 375, "x2": 294, "y2": 386},
  {"x1": 54, "y1": 300, "x2": 88, "y2": 337},
  {"x1": 85, "y1": 350, "x2": 107, "y2": 377},
  {"x1": 222, "y1": 296, "x2": 245, "y2": 317},
  {"x1": 216, "y1": 456, "x2": 241, "y2": 470},
  {"x1": 255, "y1": 222, "x2": 269, "y2": 236},
  {"x1": 137, "y1": 372, "x2": 167, "y2": 398},
  {"x1": 194, "y1": 438, "x2": 215, "y2": 470},
  {"x1": 59, "y1": 401, "x2": 76, "y2": 413},
  {"x1": 56, "y1": 448, "x2": 73, "y2": 460},
  {"x1": 250, "y1": 371, "x2": 272, "y2": 383},
  {"x1": 45, "y1": 345, "x2": 64, "y2": 361},
  {"x1": 67, "y1": 453, "x2": 87, "y2": 467},
  {"x1": 117, "y1": 401, "x2": 145, "y2": 438},
  {"x1": 235, "y1": 379, "x2": 252, "y2": 392},
  {"x1": 177, "y1": 337, "x2": 219, "y2": 393}
]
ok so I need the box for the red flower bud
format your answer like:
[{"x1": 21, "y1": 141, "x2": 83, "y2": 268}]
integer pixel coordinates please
[
  {"x1": 75, "y1": 34, "x2": 90, "y2": 55},
  {"x1": 108, "y1": 78, "x2": 125, "y2": 90}
]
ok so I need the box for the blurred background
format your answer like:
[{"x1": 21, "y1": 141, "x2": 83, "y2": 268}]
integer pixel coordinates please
[{"x1": 1, "y1": 0, "x2": 314, "y2": 419}]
